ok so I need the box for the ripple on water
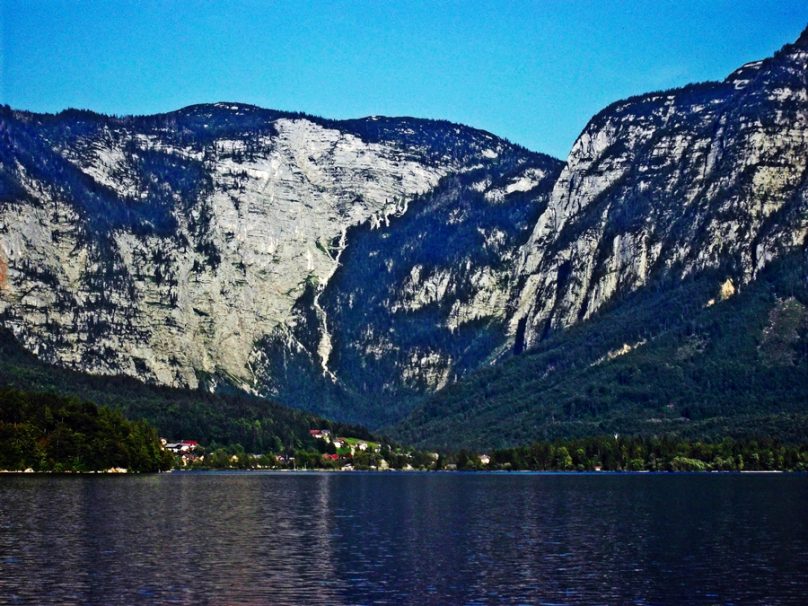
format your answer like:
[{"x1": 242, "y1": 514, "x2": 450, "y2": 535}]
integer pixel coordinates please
[{"x1": 0, "y1": 473, "x2": 806, "y2": 605}]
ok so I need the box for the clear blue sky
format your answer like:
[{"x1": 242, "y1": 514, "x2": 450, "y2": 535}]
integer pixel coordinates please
[{"x1": 1, "y1": 1, "x2": 806, "y2": 158}]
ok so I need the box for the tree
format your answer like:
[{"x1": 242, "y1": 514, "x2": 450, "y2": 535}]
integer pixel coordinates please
[{"x1": 555, "y1": 447, "x2": 573, "y2": 470}]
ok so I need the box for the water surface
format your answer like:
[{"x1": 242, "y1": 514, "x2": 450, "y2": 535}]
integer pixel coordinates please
[{"x1": 0, "y1": 472, "x2": 806, "y2": 605}]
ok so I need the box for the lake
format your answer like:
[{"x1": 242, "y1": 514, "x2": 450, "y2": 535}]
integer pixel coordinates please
[{"x1": 0, "y1": 472, "x2": 806, "y2": 605}]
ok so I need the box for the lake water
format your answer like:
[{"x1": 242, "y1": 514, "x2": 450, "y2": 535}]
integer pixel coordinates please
[{"x1": 0, "y1": 472, "x2": 806, "y2": 605}]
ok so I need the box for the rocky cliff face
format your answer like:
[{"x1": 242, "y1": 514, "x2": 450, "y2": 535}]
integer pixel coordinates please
[
  {"x1": 0, "y1": 103, "x2": 555, "y2": 412},
  {"x1": 0, "y1": 104, "x2": 560, "y2": 417},
  {"x1": 509, "y1": 30, "x2": 808, "y2": 351},
  {"x1": 253, "y1": 153, "x2": 561, "y2": 425}
]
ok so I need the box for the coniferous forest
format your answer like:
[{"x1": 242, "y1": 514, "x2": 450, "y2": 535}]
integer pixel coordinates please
[{"x1": 0, "y1": 387, "x2": 172, "y2": 472}]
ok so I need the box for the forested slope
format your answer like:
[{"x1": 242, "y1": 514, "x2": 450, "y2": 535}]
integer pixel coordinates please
[
  {"x1": 0, "y1": 330, "x2": 372, "y2": 453},
  {"x1": 394, "y1": 253, "x2": 808, "y2": 450}
]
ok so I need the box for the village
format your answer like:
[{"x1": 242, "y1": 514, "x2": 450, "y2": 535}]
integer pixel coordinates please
[{"x1": 160, "y1": 430, "x2": 491, "y2": 471}]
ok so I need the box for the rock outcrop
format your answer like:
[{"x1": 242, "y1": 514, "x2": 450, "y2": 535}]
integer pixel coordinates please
[
  {"x1": 253, "y1": 153, "x2": 560, "y2": 425},
  {"x1": 509, "y1": 31, "x2": 808, "y2": 351},
  {"x1": 0, "y1": 103, "x2": 555, "y2": 414}
]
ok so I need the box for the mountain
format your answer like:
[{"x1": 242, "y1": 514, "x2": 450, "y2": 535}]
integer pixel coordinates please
[
  {"x1": 0, "y1": 102, "x2": 560, "y2": 427},
  {"x1": 256, "y1": 153, "x2": 560, "y2": 426},
  {"x1": 508, "y1": 29, "x2": 807, "y2": 350},
  {"x1": 0, "y1": 29, "x2": 806, "y2": 445},
  {"x1": 392, "y1": 29, "x2": 808, "y2": 447}
]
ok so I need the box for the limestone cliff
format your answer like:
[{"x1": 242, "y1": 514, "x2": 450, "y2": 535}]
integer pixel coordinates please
[
  {"x1": 0, "y1": 104, "x2": 531, "y2": 396},
  {"x1": 510, "y1": 31, "x2": 807, "y2": 351}
]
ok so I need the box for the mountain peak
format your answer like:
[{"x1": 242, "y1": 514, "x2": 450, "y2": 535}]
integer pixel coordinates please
[
  {"x1": 725, "y1": 60, "x2": 765, "y2": 88},
  {"x1": 796, "y1": 25, "x2": 808, "y2": 49}
]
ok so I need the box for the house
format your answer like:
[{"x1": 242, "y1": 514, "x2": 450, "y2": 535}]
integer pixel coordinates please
[
  {"x1": 309, "y1": 429, "x2": 332, "y2": 441},
  {"x1": 479, "y1": 454, "x2": 491, "y2": 466},
  {"x1": 163, "y1": 439, "x2": 201, "y2": 454},
  {"x1": 163, "y1": 440, "x2": 204, "y2": 466},
  {"x1": 322, "y1": 453, "x2": 339, "y2": 461}
]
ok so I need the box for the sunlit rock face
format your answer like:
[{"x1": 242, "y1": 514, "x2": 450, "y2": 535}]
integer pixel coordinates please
[
  {"x1": 252, "y1": 155, "x2": 561, "y2": 425},
  {"x1": 509, "y1": 31, "x2": 808, "y2": 352},
  {"x1": 0, "y1": 103, "x2": 557, "y2": 416}
]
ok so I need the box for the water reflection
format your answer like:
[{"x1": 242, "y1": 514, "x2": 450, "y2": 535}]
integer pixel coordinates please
[{"x1": 0, "y1": 473, "x2": 806, "y2": 605}]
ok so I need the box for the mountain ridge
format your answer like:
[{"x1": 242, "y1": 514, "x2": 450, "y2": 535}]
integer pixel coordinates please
[
  {"x1": 0, "y1": 100, "x2": 560, "y2": 422},
  {"x1": 507, "y1": 27, "x2": 807, "y2": 352}
]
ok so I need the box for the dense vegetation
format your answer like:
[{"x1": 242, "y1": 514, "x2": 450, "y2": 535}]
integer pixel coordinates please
[
  {"x1": 0, "y1": 387, "x2": 172, "y2": 472},
  {"x1": 394, "y1": 253, "x2": 808, "y2": 450},
  {"x1": 472, "y1": 436, "x2": 808, "y2": 472},
  {"x1": 185, "y1": 435, "x2": 808, "y2": 473},
  {"x1": 0, "y1": 329, "x2": 373, "y2": 454}
]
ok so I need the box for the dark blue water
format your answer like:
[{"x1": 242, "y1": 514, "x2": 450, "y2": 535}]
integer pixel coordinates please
[{"x1": 0, "y1": 472, "x2": 806, "y2": 605}]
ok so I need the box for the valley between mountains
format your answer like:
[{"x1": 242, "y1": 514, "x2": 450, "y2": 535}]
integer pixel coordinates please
[{"x1": 0, "y1": 28, "x2": 806, "y2": 449}]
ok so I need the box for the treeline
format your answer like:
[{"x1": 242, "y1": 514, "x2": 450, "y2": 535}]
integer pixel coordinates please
[
  {"x1": 0, "y1": 328, "x2": 374, "y2": 453},
  {"x1": 455, "y1": 436, "x2": 808, "y2": 472},
  {"x1": 178, "y1": 435, "x2": 808, "y2": 473},
  {"x1": 0, "y1": 388, "x2": 172, "y2": 472}
]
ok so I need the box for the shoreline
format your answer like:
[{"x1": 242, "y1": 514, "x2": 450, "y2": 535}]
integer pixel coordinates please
[{"x1": 0, "y1": 468, "x2": 798, "y2": 476}]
